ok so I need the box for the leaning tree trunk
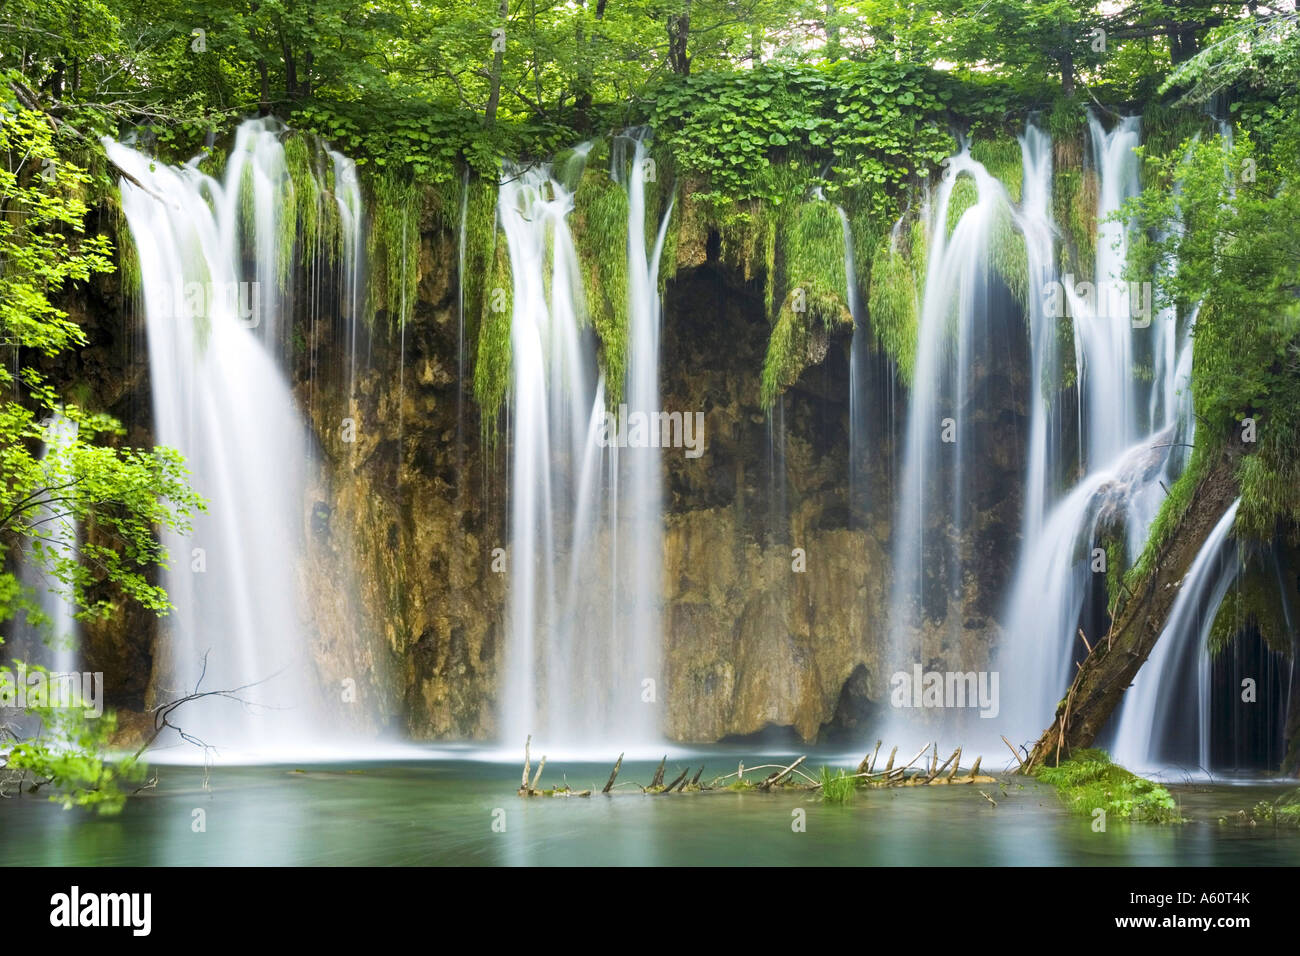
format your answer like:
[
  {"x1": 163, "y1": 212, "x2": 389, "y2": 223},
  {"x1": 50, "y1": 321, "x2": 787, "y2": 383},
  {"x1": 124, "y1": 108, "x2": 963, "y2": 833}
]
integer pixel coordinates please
[{"x1": 1024, "y1": 445, "x2": 1245, "y2": 771}]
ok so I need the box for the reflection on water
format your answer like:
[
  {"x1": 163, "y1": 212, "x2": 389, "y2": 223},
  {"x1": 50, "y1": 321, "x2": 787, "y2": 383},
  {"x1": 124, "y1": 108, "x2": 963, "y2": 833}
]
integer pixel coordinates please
[{"x1": 2, "y1": 756, "x2": 1298, "y2": 866}]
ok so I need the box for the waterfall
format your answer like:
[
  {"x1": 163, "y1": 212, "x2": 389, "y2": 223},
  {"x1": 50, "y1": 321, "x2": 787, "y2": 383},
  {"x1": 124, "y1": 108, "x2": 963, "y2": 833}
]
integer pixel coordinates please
[
  {"x1": 1017, "y1": 122, "x2": 1059, "y2": 540},
  {"x1": 18, "y1": 414, "x2": 81, "y2": 677},
  {"x1": 1073, "y1": 116, "x2": 1143, "y2": 464},
  {"x1": 331, "y1": 150, "x2": 364, "y2": 398},
  {"x1": 884, "y1": 148, "x2": 1014, "y2": 741},
  {"x1": 499, "y1": 133, "x2": 671, "y2": 749},
  {"x1": 1000, "y1": 430, "x2": 1176, "y2": 738},
  {"x1": 998, "y1": 114, "x2": 1201, "y2": 747},
  {"x1": 840, "y1": 204, "x2": 870, "y2": 516},
  {"x1": 1110, "y1": 499, "x2": 1241, "y2": 774},
  {"x1": 106, "y1": 118, "x2": 352, "y2": 755},
  {"x1": 619, "y1": 131, "x2": 673, "y2": 746}
]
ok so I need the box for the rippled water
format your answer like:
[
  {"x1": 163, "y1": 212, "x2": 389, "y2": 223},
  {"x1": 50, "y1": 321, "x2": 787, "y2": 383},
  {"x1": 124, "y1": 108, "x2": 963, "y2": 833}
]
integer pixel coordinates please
[{"x1": 3, "y1": 755, "x2": 1297, "y2": 866}]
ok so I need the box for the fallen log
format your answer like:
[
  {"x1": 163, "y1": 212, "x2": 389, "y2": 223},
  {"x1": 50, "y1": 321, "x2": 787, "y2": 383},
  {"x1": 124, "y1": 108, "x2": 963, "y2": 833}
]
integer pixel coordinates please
[{"x1": 1024, "y1": 448, "x2": 1243, "y2": 771}]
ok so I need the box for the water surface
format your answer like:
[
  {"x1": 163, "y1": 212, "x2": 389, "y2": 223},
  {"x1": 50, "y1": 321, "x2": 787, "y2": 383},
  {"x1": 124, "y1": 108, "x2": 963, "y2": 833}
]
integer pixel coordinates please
[{"x1": 3, "y1": 755, "x2": 1297, "y2": 866}]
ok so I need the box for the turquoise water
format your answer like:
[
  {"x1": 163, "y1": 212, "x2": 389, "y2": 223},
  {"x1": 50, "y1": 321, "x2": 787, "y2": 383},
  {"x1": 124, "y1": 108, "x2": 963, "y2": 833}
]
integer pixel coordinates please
[{"x1": 2, "y1": 755, "x2": 1298, "y2": 865}]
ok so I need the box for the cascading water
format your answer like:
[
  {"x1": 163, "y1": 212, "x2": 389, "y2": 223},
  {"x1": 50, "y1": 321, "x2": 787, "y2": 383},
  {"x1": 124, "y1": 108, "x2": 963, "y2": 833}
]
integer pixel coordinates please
[
  {"x1": 499, "y1": 134, "x2": 671, "y2": 749},
  {"x1": 1072, "y1": 116, "x2": 1144, "y2": 464},
  {"x1": 107, "y1": 118, "x2": 351, "y2": 756},
  {"x1": 999, "y1": 113, "x2": 1198, "y2": 747},
  {"x1": 1017, "y1": 122, "x2": 1059, "y2": 540},
  {"x1": 884, "y1": 148, "x2": 1016, "y2": 742},
  {"x1": 618, "y1": 132, "x2": 673, "y2": 747},
  {"x1": 1110, "y1": 499, "x2": 1241, "y2": 774},
  {"x1": 18, "y1": 414, "x2": 81, "y2": 676}
]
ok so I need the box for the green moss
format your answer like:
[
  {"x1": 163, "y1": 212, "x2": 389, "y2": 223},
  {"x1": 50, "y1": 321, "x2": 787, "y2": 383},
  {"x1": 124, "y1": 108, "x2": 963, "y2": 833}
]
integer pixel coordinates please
[
  {"x1": 1047, "y1": 96, "x2": 1087, "y2": 142},
  {"x1": 364, "y1": 169, "x2": 421, "y2": 331},
  {"x1": 717, "y1": 203, "x2": 770, "y2": 283},
  {"x1": 572, "y1": 163, "x2": 631, "y2": 402},
  {"x1": 462, "y1": 172, "x2": 499, "y2": 351},
  {"x1": 1236, "y1": 389, "x2": 1300, "y2": 542},
  {"x1": 238, "y1": 158, "x2": 257, "y2": 262},
  {"x1": 760, "y1": 199, "x2": 852, "y2": 407},
  {"x1": 197, "y1": 146, "x2": 228, "y2": 180},
  {"x1": 1104, "y1": 534, "x2": 1127, "y2": 612},
  {"x1": 473, "y1": 233, "x2": 513, "y2": 438},
  {"x1": 1125, "y1": 441, "x2": 1212, "y2": 593},
  {"x1": 1141, "y1": 104, "x2": 1213, "y2": 170},
  {"x1": 970, "y1": 134, "x2": 1023, "y2": 204},
  {"x1": 867, "y1": 216, "x2": 923, "y2": 382},
  {"x1": 282, "y1": 133, "x2": 322, "y2": 262},
  {"x1": 945, "y1": 174, "x2": 979, "y2": 237},
  {"x1": 1036, "y1": 749, "x2": 1182, "y2": 823},
  {"x1": 107, "y1": 197, "x2": 141, "y2": 299},
  {"x1": 1053, "y1": 165, "x2": 1096, "y2": 278},
  {"x1": 1209, "y1": 555, "x2": 1289, "y2": 655},
  {"x1": 989, "y1": 202, "x2": 1029, "y2": 309}
]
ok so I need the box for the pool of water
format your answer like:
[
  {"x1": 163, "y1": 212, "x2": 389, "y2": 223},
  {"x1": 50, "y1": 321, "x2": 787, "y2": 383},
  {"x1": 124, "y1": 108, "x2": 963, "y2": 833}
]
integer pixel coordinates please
[{"x1": 3, "y1": 753, "x2": 1298, "y2": 865}]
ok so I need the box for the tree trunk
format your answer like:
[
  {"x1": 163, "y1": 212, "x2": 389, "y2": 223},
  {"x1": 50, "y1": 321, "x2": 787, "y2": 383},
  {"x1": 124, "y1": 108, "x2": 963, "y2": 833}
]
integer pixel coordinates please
[
  {"x1": 1058, "y1": 50, "x2": 1075, "y2": 98},
  {"x1": 824, "y1": 1, "x2": 840, "y2": 60},
  {"x1": 668, "y1": 1, "x2": 691, "y2": 76},
  {"x1": 484, "y1": 1, "x2": 508, "y2": 126},
  {"x1": 1024, "y1": 446, "x2": 1244, "y2": 770}
]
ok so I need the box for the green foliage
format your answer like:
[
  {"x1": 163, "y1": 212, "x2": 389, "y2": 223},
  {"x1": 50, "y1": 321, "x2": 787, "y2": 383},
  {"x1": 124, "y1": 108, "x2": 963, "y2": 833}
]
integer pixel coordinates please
[
  {"x1": 364, "y1": 169, "x2": 422, "y2": 331},
  {"x1": 1036, "y1": 749, "x2": 1182, "y2": 823},
  {"x1": 1209, "y1": 554, "x2": 1291, "y2": 655},
  {"x1": 281, "y1": 132, "x2": 331, "y2": 267},
  {"x1": 2, "y1": 676, "x2": 146, "y2": 814},
  {"x1": 868, "y1": 216, "x2": 925, "y2": 381},
  {"x1": 1052, "y1": 149, "x2": 1096, "y2": 278},
  {"x1": 473, "y1": 234, "x2": 513, "y2": 438},
  {"x1": 971, "y1": 134, "x2": 1024, "y2": 203},
  {"x1": 819, "y1": 766, "x2": 856, "y2": 805},
  {"x1": 989, "y1": 203, "x2": 1030, "y2": 309},
  {"x1": 649, "y1": 61, "x2": 953, "y2": 215},
  {"x1": 572, "y1": 162, "x2": 630, "y2": 403},
  {"x1": 0, "y1": 109, "x2": 110, "y2": 359},
  {"x1": 0, "y1": 104, "x2": 201, "y2": 814},
  {"x1": 761, "y1": 200, "x2": 852, "y2": 407},
  {"x1": 1249, "y1": 791, "x2": 1300, "y2": 826},
  {"x1": 1125, "y1": 441, "x2": 1210, "y2": 592},
  {"x1": 1125, "y1": 106, "x2": 1300, "y2": 542},
  {"x1": 945, "y1": 174, "x2": 979, "y2": 237},
  {"x1": 1161, "y1": 10, "x2": 1300, "y2": 107}
]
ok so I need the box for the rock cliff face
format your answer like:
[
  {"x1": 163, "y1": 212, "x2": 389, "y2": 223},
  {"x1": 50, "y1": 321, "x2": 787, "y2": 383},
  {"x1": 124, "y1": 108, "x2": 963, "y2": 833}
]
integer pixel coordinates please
[{"x1": 68, "y1": 211, "x2": 1032, "y2": 745}]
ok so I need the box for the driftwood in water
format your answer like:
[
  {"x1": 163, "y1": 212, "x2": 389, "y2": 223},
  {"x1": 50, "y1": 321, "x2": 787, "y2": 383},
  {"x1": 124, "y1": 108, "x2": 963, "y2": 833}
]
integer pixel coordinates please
[
  {"x1": 650, "y1": 756, "x2": 667, "y2": 789},
  {"x1": 662, "y1": 767, "x2": 690, "y2": 793},
  {"x1": 514, "y1": 740, "x2": 997, "y2": 798},
  {"x1": 856, "y1": 740, "x2": 882, "y2": 775},
  {"x1": 758, "y1": 755, "x2": 807, "y2": 791},
  {"x1": 602, "y1": 753, "x2": 623, "y2": 793}
]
